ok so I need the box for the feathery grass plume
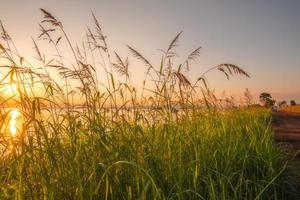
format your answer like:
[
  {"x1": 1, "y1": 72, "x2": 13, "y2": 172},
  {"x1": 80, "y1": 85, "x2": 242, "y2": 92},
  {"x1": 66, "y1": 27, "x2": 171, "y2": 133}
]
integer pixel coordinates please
[
  {"x1": 40, "y1": 8, "x2": 62, "y2": 27},
  {"x1": 38, "y1": 24, "x2": 56, "y2": 45},
  {"x1": 195, "y1": 76, "x2": 208, "y2": 90},
  {"x1": 76, "y1": 45, "x2": 86, "y2": 62},
  {"x1": 165, "y1": 31, "x2": 182, "y2": 58},
  {"x1": 86, "y1": 26, "x2": 107, "y2": 54},
  {"x1": 87, "y1": 15, "x2": 113, "y2": 92},
  {"x1": 127, "y1": 45, "x2": 154, "y2": 74},
  {"x1": 40, "y1": 8, "x2": 80, "y2": 71},
  {"x1": 217, "y1": 63, "x2": 250, "y2": 79},
  {"x1": 92, "y1": 13, "x2": 107, "y2": 52},
  {"x1": 0, "y1": 20, "x2": 11, "y2": 41},
  {"x1": 184, "y1": 46, "x2": 201, "y2": 70},
  {"x1": 38, "y1": 27, "x2": 56, "y2": 39},
  {"x1": 174, "y1": 71, "x2": 191, "y2": 87},
  {"x1": 0, "y1": 20, "x2": 20, "y2": 59},
  {"x1": 199, "y1": 63, "x2": 249, "y2": 84},
  {"x1": 113, "y1": 51, "x2": 129, "y2": 78},
  {"x1": 86, "y1": 27, "x2": 97, "y2": 50}
]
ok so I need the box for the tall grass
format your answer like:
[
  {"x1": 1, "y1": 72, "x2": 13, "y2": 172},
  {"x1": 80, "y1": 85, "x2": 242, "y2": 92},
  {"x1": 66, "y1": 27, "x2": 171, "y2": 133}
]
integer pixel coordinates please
[{"x1": 0, "y1": 9, "x2": 299, "y2": 199}]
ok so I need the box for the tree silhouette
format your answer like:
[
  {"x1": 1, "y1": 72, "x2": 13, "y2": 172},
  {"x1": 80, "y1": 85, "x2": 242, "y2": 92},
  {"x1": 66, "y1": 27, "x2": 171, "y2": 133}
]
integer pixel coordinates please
[
  {"x1": 259, "y1": 93, "x2": 275, "y2": 108},
  {"x1": 278, "y1": 100, "x2": 287, "y2": 108},
  {"x1": 290, "y1": 100, "x2": 296, "y2": 106}
]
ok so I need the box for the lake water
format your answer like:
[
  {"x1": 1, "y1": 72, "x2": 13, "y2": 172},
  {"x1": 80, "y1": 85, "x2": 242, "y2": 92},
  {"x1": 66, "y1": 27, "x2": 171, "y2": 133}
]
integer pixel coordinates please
[{"x1": 2, "y1": 104, "x2": 200, "y2": 139}]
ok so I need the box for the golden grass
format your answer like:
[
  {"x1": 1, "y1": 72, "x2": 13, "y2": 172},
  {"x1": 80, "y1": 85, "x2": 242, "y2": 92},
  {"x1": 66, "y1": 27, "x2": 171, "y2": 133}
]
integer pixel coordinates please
[{"x1": 281, "y1": 105, "x2": 300, "y2": 113}]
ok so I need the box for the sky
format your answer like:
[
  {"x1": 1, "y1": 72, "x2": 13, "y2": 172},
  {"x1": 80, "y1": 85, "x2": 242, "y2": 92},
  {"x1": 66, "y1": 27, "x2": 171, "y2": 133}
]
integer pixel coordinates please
[{"x1": 0, "y1": 0, "x2": 300, "y2": 103}]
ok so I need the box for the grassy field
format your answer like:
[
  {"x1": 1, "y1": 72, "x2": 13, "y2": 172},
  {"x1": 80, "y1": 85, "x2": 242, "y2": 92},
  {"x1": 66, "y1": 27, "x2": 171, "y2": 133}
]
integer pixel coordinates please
[
  {"x1": 0, "y1": 9, "x2": 299, "y2": 199},
  {"x1": 1, "y1": 108, "x2": 299, "y2": 199}
]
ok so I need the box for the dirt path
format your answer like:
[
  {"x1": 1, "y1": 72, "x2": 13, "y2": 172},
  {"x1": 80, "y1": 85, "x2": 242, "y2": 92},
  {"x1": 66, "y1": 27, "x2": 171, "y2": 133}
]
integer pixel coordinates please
[
  {"x1": 273, "y1": 111, "x2": 300, "y2": 156},
  {"x1": 272, "y1": 112, "x2": 300, "y2": 200}
]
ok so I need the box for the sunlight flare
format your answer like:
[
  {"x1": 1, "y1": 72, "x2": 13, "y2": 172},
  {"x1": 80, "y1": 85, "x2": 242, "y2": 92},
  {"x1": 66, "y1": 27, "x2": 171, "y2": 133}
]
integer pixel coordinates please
[
  {"x1": 9, "y1": 109, "x2": 20, "y2": 137},
  {"x1": 11, "y1": 83, "x2": 18, "y2": 94}
]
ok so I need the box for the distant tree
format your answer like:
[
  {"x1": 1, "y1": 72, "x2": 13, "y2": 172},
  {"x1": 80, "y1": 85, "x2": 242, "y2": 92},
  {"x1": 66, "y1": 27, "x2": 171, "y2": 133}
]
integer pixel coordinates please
[
  {"x1": 278, "y1": 100, "x2": 287, "y2": 108},
  {"x1": 243, "y1": 88, "x2": 253, "y2": 106},
  {"x1": 259, "y1": 92, "x2": 275, "y2": 108},
  {"x1": 291, "y1": 100, "x2": 296, "y2": 106}
]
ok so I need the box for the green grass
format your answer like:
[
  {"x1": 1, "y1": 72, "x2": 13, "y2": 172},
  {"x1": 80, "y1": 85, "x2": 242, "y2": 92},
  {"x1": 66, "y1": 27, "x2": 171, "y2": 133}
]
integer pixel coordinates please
[
  {"x1": 0, "y1": 9, "x2": 299, "y2": 199},
  {"x1": 1, "y1": 108, "x2": 299, "y2": 199}
]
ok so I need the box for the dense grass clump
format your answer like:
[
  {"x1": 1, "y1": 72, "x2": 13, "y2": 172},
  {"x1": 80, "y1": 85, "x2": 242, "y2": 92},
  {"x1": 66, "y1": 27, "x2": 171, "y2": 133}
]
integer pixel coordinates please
[
  {"x1": 0, "y1": 108, "x2": 298, "y2": 199},
  {"x1": 0, "y1": 9, "x2": 299, "y2": 199}
]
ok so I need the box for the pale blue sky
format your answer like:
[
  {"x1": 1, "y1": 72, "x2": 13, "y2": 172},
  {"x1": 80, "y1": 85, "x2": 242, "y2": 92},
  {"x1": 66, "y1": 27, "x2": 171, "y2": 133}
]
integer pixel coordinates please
[{"x1": 1, "y1": 0, "x2": 300, "y2": 102}]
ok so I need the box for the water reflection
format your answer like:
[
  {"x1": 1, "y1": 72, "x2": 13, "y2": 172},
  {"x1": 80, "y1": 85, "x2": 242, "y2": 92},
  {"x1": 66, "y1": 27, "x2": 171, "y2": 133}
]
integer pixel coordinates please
[{"x1": 9, "y1": 109, "x2": 22, "y2": 137}]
